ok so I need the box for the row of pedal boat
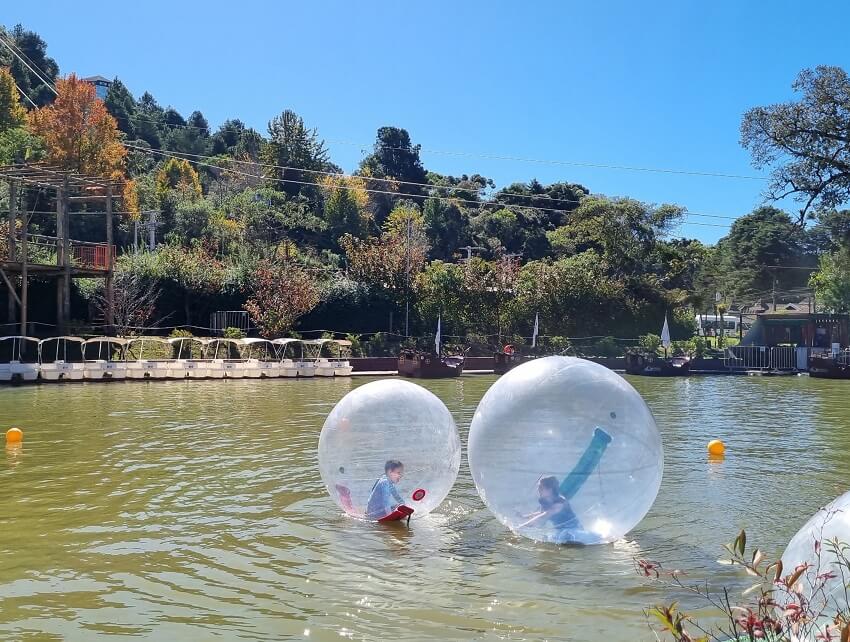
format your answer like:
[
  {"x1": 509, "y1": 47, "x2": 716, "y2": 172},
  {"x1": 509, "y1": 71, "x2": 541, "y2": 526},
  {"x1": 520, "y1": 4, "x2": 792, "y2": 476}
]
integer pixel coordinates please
[{"x1": 0, "y1": 336, "x2": 353, "y2": 383}]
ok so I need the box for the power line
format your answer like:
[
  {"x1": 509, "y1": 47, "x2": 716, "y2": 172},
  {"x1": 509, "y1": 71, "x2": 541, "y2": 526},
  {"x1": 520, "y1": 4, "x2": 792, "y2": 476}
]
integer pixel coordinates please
[
  {"x1": 12, "y1": 79, "x2": 37, "y2": 108},
  {"x1": 132, "y1": 143, "x2": 732, "y2": 230},
  {"x1": 0, "y1": 33, "x2": 58, "y2": 97},
  {"x1": 0, "y1": 32, "x2": 55, "y2": 87},
  {"x1": 3, "y1": 34, "x2": 740, "y2": 226},
  {"x1": 125, "y1": 143, "x2": 736, "y2": 226},
  {"x1": 324, "y1": 137, "x2": 769, "y2": 182},
  {"x1": 122, "y1": 115, "x2": 767, "y2": 185}
]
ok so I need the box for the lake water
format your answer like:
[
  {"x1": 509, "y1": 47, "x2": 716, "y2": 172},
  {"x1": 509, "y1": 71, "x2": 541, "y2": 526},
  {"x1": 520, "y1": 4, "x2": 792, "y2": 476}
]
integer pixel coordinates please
[{"x1": 2, "y1": 374, "x2": 849, "y2": 641}]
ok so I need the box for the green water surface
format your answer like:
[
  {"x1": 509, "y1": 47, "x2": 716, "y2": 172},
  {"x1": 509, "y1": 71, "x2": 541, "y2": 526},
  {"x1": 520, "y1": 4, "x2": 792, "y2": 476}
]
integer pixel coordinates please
[{"x1": 1, "y1": 375, "x2": 848, "y2": 641}]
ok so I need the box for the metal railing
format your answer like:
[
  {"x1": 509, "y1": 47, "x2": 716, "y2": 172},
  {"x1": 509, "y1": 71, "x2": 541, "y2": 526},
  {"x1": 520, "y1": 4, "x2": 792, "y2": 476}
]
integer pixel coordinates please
[
  {"x1": 725, "y1": 346, "x2": 769, "y2": 370},
  {"x1": 6, "y1": 233, "x2": 114, "y2": 271},
  {"x1": 725, "y1": 345, "x2": 800, "y2": 371},
  {"x1": 770, "y1": 346, "x2": 796, "y2": 371}
]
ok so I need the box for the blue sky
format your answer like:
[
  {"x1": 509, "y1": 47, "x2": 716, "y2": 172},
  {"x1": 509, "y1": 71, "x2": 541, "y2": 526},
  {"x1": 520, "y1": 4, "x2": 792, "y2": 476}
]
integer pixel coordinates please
[{"x1": 6, "y1": 1, "x2": 850, "y2": 243}]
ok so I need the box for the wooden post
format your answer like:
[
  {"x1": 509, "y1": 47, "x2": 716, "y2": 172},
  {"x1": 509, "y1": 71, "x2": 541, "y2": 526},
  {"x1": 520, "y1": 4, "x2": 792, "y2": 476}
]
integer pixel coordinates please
[
  {"x1": 6, "y1": 180, "x2": 16, "y2": 325},
  {"x1": 106, "y1": 185, "x2": 114, "y2": 331},
  {"x1": 20, "y1": 195, "x2": 27, "y2": 337},
  {"x1": 56, "y1": 184, "x2": 64, "y2": 331},
  {"x1": 63, "y1": 177, "x2": 71, "y2": 329},
  {"x1": 148, "y1": 210, "x2": 156, "y2": 250}
]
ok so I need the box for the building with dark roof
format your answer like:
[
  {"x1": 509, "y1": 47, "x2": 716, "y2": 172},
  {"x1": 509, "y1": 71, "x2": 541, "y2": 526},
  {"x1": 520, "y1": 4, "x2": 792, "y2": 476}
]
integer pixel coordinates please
[{"x1": 82, "y1": 75, "x2": 111, "y2": 100}]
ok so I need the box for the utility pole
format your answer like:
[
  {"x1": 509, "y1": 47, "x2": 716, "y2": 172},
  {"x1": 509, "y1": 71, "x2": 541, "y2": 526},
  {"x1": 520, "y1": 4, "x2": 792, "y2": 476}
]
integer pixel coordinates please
[
  {"x1": 148, "y1": 210, "x2": 157, "y2": 250},
  {"x1": 714, "y1": 290, "x2": 721, "y2": 349},
  {"x1": 7, "y1": 180, "x2": 16, "y2": 325},
  {"x1": 106, "y1": 185, "x2": 115, "y2": 332},
  {"x1": 405, "y1": 215, "x2": 411, "y2": 337},
  {"x1": 457, "y1": 245, "x2": 485, "y2": 264},
  {"x1": 771, "y1": 276, "x2": 777, "y2": 310}
]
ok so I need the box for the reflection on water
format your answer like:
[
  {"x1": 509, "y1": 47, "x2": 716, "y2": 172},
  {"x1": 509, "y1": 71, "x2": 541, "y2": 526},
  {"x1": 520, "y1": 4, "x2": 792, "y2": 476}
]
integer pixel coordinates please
[{"x1": 1, "y1": 375, "x2": 849, "y2": 641}]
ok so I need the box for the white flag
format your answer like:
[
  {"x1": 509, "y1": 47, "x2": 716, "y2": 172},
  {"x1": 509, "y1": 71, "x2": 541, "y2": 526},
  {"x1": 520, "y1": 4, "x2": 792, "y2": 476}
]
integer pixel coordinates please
[
  {"x1": 435, "y1": 316, "x2": 441, "y2": 354},
  {"x1": 532, "y1": 312, "x2": 539, "y2": 348},
  {"x1": 661, "y1": 314, "x2": 671, "y2": 349}
]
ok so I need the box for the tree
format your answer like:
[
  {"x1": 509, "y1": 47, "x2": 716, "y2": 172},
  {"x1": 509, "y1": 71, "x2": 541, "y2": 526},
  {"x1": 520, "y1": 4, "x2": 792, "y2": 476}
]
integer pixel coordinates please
[
  {"x1": 359, "y1": 127, "x2": 428, "y2": 220},
  {"x1": 711, "y1": 206, "x2": 810, "y2": 302},
  {"x1": 512, "y1": 251, "x2": 629, "y2": 337},
  {"x1": 92, "y1": 272, "x2": 160, "y2": 336},
  {"x1": 471, "y1": 207, "x2": 520, "y2": 253},
  {"x1": 0, "y1": 66, "x2": 40, "y2": 164},
  {"x1": 360, "y1": 127, "x2": 427, "y2": 188},
  {"x1": 166, "y1": 110, "x2": 211, "y2": 157},
  {"x1": 807, "y1": 209, "x2": 850, "y2": 254},
  {"x1": 414, "y1": 260, "x2": 465, "y2": 330},
  {"x1": 211, "y1": 119, "x2": 263, "y2": 159},
  {"x1": 156, "y1": 157, "x2": 202, "y2": 200},
  {"x1": 27, "y1": 74, "x2": 126, "y2": 178},
  {"x1": 261, "y1": 109, "x2": 329, "y2": 198},
  {"x1": 422, "y1": 198, "x2": 471, "y2": 260},
  {"x1": 340, "y1": 204, "x2": 428, "y2": 307},
  {"x1": 0, "y1": 25, "x2": 59, "y2": 107},
  {"x1": 134, "y1": 91, "x2": 165, "y2": 149},
  {"x1": 546, "y1": 197, "x2": 683, "y2": 276},
  {"x1": 427, "y1": 172, "x2": 494, "y2": 202},
  {"x1": 493, "y1": 179, "x2": 589, "y2": 226},
  {"x1": 320, "y1": 174, "x2": 370, "y2": 242},
  {"x1": 741, "y1": 66, "x2": 850, "y2": 224},
  {"x1": 244, "y1": 259, "x2": 321, "y2": 337},
  {"x1": 0, "y1": 67, "x2": 26, "y2": 131},
  {"x1": 103, "y1": 78, "x2": 137, "y2": 138},
  {"x1": 810, "y1": 247, "x2": 850, "y2": 312}
]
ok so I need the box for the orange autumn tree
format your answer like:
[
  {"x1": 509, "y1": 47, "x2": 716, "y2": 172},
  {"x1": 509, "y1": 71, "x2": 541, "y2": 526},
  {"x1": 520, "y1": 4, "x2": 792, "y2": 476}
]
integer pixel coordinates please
[{"x1": 27, "y1": 74, "x2": 126, "y2": 179}]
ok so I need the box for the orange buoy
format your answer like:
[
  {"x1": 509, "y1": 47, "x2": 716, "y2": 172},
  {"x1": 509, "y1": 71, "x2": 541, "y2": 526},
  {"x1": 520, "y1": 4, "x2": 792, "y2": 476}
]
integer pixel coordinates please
[
  {"x1": 707, "y1": 439, "x2": 725, "y2": 456},
  {"x1": 5, "y1": 428, "x2": 23, "y2": 444}
]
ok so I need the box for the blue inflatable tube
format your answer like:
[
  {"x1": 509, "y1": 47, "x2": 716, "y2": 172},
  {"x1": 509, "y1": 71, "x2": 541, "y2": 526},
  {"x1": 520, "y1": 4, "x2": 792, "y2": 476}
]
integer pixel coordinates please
[{"x1": 559, "y1": 427, "x2": 613, "y2": 500}]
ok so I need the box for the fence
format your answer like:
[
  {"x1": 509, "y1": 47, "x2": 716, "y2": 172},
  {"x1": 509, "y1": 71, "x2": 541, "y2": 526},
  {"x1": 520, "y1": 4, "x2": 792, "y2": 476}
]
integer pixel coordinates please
[
  {"x1": 724, "y1": 346, "x2": 800, "y2": 371},
  {"x1": 9, "y1": 234, "x2": 114, "y2": 271},
  {"x1": 72, "y1": 243, "x2": 114, "y2": 270},
  {"x1": 210, "y1": 311, "x2": 251, "y2": 336}
]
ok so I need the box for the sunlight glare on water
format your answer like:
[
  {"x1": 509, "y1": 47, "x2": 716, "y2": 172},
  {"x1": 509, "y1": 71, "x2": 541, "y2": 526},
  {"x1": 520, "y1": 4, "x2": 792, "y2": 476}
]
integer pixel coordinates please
[{"x1": 1, "y1": 375, "x2": 849, "y2": 641}]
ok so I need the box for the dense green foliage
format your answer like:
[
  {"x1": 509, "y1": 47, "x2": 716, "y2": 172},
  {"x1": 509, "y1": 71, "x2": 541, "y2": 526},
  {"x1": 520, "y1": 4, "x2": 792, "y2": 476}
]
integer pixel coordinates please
[{"x1": 4, "y1": 26, "x2": 850, "y2": 349}]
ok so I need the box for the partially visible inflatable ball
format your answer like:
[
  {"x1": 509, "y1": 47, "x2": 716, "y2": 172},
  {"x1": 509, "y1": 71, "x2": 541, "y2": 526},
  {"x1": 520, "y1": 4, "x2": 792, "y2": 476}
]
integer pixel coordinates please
[
  {"x1": 468, "y1": 356, "x2": 663, "y2": 544},
  {"x1": 318, "y1": 379, "x2": 460, "y2": 521},
  {"x1": 779, "y1": 490, "x2": 850, "y2": 636}
]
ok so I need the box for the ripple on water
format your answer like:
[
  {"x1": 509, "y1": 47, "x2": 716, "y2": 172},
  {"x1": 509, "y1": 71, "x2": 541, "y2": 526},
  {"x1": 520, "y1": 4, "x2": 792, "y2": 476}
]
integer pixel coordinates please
[{"x1": 1, "y1": 375, "x2": 849, "y2": 641}]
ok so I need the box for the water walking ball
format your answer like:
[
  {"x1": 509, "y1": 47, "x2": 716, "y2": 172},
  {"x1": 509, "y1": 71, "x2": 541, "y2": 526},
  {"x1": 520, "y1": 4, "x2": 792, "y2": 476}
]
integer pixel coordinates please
[
  {"x1": 318, "y1": 379, "x2": 461, "y2": 522},
  {"x1": 707, "y1": 439, "x2": 725, "y2": 456},
  {"x1": 467, "y1": 356, "x2": 663, "y2": 545},
  {"x1": 5, "y1": 428, "x2": 22, "y2": 444},
  {"x1": 779, "y1": 490, "x2": 850, "y2": 635}
]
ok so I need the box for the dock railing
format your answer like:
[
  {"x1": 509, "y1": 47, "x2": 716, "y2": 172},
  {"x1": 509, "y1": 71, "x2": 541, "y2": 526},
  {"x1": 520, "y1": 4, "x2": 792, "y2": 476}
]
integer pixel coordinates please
[
  {"x1": 770, "y1": 346, "x2": 796, "y2": 371},
  {"x1": 725, "y1": 346, "x2": 769, "y2": 371},
  {"x1": 724, "y1": 345, "x2": 799, "y2": 372}
]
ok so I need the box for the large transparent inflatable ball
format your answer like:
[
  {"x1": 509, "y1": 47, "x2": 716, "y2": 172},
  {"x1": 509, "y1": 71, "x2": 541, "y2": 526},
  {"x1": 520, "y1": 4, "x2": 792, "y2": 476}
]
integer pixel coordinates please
[
  {"x1": 779, "y1": 490, "x2": 850, "y2": 637},
  {"x1": 318, "y1": 379, "x2": 461, "y2": 522},
  {"x1": 468, "y1": 356, "x2": 663, "y2": 544}
]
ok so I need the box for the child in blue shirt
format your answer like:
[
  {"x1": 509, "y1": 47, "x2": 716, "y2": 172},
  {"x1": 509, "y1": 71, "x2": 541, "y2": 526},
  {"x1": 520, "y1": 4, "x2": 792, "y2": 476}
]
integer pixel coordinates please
[{"x1": 365, "y1": 460, "x2": 404, "y2": 520}]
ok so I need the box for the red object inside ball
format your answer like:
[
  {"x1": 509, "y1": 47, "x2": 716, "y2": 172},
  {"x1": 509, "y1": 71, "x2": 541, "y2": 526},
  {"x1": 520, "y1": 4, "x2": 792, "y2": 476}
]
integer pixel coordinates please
[{"x1": 412, "y1": 488, "x2": 426, "y2": 501}]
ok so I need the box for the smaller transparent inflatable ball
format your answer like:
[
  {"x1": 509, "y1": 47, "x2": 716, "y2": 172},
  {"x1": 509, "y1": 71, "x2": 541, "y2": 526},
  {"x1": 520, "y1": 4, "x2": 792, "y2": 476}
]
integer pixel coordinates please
[
  {"x1": 318, "y1": 379, "x2": 461, "y2": 521},
  {"x1": 468, "y1": 356, "x2": 663, "y2": 544},
  {"x1": 779, "y1": 490, "x2": 850, "y2": 635}
]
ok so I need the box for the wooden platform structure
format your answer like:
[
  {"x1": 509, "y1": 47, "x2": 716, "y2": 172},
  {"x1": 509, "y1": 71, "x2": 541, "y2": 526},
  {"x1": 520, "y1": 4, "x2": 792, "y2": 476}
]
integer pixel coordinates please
[{"x1": 1, "y1": 163, "x2": 121, "y2": 334}]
